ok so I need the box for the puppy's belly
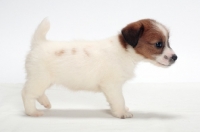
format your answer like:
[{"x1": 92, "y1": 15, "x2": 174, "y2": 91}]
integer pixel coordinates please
[
  {"x1": 51, "y1": 61, "x2": 103, "y2": 91},
  {"x1": 55, "y1": 74, "x2": 101, "y2": 91}
]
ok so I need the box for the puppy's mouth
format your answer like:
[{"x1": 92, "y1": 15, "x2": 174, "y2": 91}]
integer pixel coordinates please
[
  {"x1": 157, "y1": 62, "x2": 171, "y2": 67},
  {"x1": 157, "y1": 59, "x2": 176, "y2": 67}
]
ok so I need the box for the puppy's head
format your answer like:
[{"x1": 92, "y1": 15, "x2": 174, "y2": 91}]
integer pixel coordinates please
[{"x1": 121, "y1": 19, "x2": 177, "y2": 66}]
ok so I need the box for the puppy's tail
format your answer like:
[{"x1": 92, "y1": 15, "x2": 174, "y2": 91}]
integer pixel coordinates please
[{"x1": 31, "y1": 17, "x2": 50, "y2": 47}]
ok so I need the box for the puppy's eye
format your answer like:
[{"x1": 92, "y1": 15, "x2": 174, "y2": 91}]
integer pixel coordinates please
[{"x1": 155, "y1": 42, "x2": 163, "y2": 48}]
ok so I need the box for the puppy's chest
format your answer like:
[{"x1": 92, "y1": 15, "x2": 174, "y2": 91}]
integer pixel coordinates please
[
  {"x1": 113, "y1": 57, "x2": 135, "y2": 80},
  {"x1": 122, "y1": 63, "x2": 135, "y2": 79}
]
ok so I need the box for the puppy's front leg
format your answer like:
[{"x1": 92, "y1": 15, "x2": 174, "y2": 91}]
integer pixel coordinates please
[{"x1": 102, "y1": 84, "x2": 133, "y2": 119}]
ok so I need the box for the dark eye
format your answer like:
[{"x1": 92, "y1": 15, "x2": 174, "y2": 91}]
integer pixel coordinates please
[{"x1": 155, "y1": 42, "x2": 163, "y2": 48}]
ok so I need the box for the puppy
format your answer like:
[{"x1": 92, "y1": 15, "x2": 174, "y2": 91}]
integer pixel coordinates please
[{"x1": 22, "y1": 18, "x2": 177, "y2": 119}]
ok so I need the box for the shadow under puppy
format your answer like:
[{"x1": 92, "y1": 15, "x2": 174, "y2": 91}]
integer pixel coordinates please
[{"x1": 22, "y1": 18, "x2": 177, "y2": 119}]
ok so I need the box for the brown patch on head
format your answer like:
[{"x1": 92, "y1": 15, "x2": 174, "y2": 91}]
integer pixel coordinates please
[
  {"x1": 83, "y1": 49, "x2": 90, "y2": 57},
  {"x1": 55, "y1": 49, "x2": 65, "y2": 56},
  {"x1": 71, "y1": 48, "x2": 76, "y2": 55},
  {"x1": 121, "y1": 21, "x2": 144, "y2": 48},
  {"x1": 121, "y1": 19, "x2": 169, "y2": 59}
]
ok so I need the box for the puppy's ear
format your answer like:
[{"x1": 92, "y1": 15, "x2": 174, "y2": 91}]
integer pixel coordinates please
[{"x1": 121, "y1": 22, "x2": 144, "y2": 48}]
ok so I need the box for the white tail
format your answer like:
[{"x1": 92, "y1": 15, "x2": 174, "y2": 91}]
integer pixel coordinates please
[{"x1": 31, "y1": 18, "x2": 50, "y2": 47}]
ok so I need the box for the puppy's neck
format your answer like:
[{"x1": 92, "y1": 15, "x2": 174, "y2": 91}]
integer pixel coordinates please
[
  {"x1": 117, "y1": 34, "x2": 145, "y2": 62},
  {"x1": 101, "y1": 35, "x2": 145, "y2": 65}
]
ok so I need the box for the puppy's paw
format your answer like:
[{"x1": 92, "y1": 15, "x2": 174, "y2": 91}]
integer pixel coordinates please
[
  {"x1": 125, "y1": 106, "x2": 129, "y2": 112},
  {"x1": 26, "y1": 110, "x2": 44, "y2": 117},
  {"x1": 37, "y1": 95, "x2": 51, "y2": 109},
  {"x1": 44, "y1": 103, "x2": 51, "y2": 109},
  {"x1": 112, "y1": 111, "x2": 133, "y2": 119},
  {"x1": 120, "y1": 112, "x2": 133, "y2": 119}
]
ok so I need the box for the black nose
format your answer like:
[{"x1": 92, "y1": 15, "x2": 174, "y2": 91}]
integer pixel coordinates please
[{"x1": 171, "y1": 54, "x2": 178, "y2": 61}]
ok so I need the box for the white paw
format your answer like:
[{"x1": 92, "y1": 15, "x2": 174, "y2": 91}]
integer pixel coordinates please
[
  {"x1": 26, "y1": 110, "x2": 44, "y2": 117},
  {"x1": 121, "y1": 112, "x2": 133, "y2": 119},
  {"x1": 37, "y1": 95, "x2": 51, "y2": 109},
  {"x1": 112, "y1": 111, "x2": 133, "y2": 119},
  {"x1": 40, "y1": 100, "x2": 51, "y2": 109},
  {"x1": 43, "y1": 103, "x2": 51, "y2": 109}
]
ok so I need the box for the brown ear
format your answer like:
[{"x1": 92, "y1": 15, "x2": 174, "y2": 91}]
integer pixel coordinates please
[{"x1": 121, "y1": 22, "x2": 144, "y2": 48}]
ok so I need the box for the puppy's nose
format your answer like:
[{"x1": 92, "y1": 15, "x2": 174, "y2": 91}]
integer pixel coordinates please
[{"x1": 171, "y1": 54, "x2": 178, "y2": 61}]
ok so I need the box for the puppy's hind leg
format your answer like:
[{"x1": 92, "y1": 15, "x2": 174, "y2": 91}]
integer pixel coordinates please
[
  {"x1": 22, "y1": 78, "x2": 51, "y2": 117},
  {"x1": 37, "y1": 94, "x2": 51, "y2": 109}
]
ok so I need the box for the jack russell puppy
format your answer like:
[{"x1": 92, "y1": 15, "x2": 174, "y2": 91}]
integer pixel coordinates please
[{"x1": 22, "y1": 18, "x2": 177, "y2": 119}]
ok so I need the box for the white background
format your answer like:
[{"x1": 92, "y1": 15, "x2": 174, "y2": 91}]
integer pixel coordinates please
[
  {"x1": 1, "y1": 1, "x2": 200, "y2": 131},
  {"x1": 0, "y1": 0, "x2": 200, "y2": 83}
]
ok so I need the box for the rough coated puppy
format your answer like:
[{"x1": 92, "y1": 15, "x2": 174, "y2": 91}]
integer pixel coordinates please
[{"x1": 22, "y1": 18, "x2": 177, "y2": 119}]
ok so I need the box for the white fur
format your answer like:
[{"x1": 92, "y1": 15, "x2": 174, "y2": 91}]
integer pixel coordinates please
[
  {"x1": 154, "y1": 22, "x2": 176, "y2": 66},
  {"x1": 156, "y1": 22, "x2": 168, "y2": 38},
  {"x1": 22, "y1": 18, "x2": 146, "y2": 118}
]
